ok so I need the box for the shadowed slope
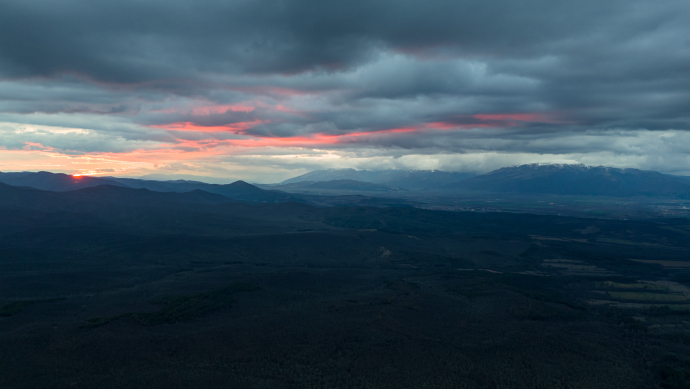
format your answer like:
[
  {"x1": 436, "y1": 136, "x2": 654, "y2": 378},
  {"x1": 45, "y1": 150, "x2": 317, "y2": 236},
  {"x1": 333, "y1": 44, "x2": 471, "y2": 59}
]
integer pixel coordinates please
[
  {"x1": 271, "y1": 179, "x2": 398, "y2": 192},
  {"x1": 0, "y1": 171, "x2": 127, "y2": 191},
  {"x1": 108, "y1": 177, "x2": 304, "y2": 203},
  {"x1": 0, "y1": 172, "x2": 303, "y2": 203},
  {"x1": 281, "y1": 169, "x2": 474, "y2": 190}
]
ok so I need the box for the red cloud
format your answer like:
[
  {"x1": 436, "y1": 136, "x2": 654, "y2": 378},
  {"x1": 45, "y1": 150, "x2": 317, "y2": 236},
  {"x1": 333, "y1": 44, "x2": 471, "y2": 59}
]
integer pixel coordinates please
[
  {"x1": 147, "y1": 111, "x2": 563, "y2": 148},
  {"x1": 150, "y1": 120, "x2": 267, "y2": 133}
]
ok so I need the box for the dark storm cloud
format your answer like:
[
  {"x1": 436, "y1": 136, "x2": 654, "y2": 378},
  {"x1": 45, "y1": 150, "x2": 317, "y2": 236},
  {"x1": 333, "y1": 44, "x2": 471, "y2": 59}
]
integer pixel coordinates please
[
  {"x1": 1, "y1": 0, "x2": 690, "y2": 169},
  {"x1": 0, "y1": 0, "x2": 636, "y2": 81}
]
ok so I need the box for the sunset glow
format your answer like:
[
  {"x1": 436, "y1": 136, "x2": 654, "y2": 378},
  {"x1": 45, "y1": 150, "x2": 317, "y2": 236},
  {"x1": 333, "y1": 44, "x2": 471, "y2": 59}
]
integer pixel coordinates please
[
  {"x1": 151, "y1": 120, "x2": 268, "y2": 133},
  {"x1": 3, "y1": 1, "x2": 690, "y2": 386},
  {"x1": 0, "y1": 0, "x2": 686, "y2": 181},
  {"x1": 0, "y1": 110, "x2": 603, "y2": 180}
]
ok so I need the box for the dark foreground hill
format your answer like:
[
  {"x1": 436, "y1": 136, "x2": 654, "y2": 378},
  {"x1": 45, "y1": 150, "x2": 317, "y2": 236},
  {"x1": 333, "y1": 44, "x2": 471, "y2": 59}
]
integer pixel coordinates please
[
  {"x1": 0, "y1": 171, "x2": 128, "y2": 191},
  {"x1": 1, "y1": 182, "x2": 690, "y2": 388},
  {"x1": 0, "y1": 182, "x2": 164, "y2": 211},
  {"x1": 0, "y1": 183, "x2": 331, "y2": 237},
  {"x1": 455, "y1": 164, "x2": 690, "y2": 197},
  {"x1": 107, "y1": 177, "x2": 304, "y2": 203}
]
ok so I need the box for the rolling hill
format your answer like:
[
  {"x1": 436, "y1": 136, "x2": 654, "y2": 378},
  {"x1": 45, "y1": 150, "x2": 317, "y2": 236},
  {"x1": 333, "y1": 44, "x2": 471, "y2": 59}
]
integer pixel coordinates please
[
  {"x1": 103, "y1": 177, "x2": 303, "y2": 203},
  {"x1": 0, "y1": 171, "x2": 302, "y2": 203},
  {"x1": 0, "y1": 182, "x2": 237, "y2": 211},
  {"x1": 0, "y1": 171, "x2": 128, "y2": 191}
]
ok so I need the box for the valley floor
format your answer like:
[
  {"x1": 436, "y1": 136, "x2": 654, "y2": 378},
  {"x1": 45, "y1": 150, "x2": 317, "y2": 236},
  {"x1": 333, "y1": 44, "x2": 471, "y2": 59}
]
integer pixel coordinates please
[{"x1": 2, "y1": 206, "x2": 690, "y2": 388}]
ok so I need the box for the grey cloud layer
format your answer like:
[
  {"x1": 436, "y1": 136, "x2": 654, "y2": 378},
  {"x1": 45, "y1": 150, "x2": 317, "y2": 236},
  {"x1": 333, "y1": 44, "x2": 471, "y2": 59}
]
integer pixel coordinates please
[
  {"x1": 1, "y1": 0, "x2": 690, "y2": 174},
  {"x1": 0, "y1": 0, "x2": 643, "y2": 80}
]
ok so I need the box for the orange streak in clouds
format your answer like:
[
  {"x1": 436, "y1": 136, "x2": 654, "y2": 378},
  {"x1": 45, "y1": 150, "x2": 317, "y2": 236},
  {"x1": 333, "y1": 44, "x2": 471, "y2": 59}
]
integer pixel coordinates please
[
  {"x1": 425, "y1": 122, "x2": 495, "y2": 129},
  {"x1": 275, "y1": 105, "x2": 293, "y2": 112},
  {"x1": 1, "y1": 109, "x2": 569, "y2": 179},
  {"x1": 228, "y1": 86, "x2": 315, "y2": 96},
  {"x1": 151, "y1": 103, "x2": 255, "y2": 115},
  {"x1": 215, "y1": 126, "x2": 424, "y2": 147},
  {"x1": 426, "y1": 113, "x2": 561, "y2": 130},
  {"x1": 473, "y1": 113, "x2": 554, "y2": 122},
  {"x1": 150, "y1": 120, "x2": 267, "y2": 133},
  {"x1": 341, "y1": 127, "x2": 420, "y2": 137},
  {"x1": 190, "y1": 104, "x2": 254, "y2": 115},
  {"x1": 145, "y1": 111, "x2": 562, "y2": 150}
]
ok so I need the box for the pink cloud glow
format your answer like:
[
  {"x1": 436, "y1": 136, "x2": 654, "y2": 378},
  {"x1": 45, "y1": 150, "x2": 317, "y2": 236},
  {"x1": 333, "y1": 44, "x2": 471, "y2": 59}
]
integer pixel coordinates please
[
  {"x1": 227, "y1": 86, "x2": 316, "y2": 97},
  {"x1": 150, "y1": 120, "x2": 267, "y2": 133},
  {"x1": 3, "y1": 111, "x2": 566, "y2": 177},
  {"x1": 424, "y1": 112, "x2": 564, "y2": 130},
  {"x1": 151, "y1": 102, "x2": 255, "y2": 115},
  {"x1": 190, "y1": 104, "x2": 255, "y2": 115},
  {"x1": 425, "y1": 122, "x2": 495, "y2": 129}
]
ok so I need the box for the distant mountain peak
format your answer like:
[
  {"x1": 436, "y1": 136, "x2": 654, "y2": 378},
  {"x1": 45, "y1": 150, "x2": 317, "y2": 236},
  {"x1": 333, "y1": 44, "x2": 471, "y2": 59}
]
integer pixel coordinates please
[
  {"x1": 459, "y1": 163, "x2": 690, "y2": 197},
  {"x1": 505, "y1": 163, "x2": 588, "y2": 170},
  {"x1": 228, "y1": 180, "x2": 256, "y2": 188}
]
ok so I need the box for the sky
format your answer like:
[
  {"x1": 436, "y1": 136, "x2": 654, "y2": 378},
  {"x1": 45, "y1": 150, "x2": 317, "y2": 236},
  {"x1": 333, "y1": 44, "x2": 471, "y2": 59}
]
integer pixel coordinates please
[{"x1": 1, "y1": 0, "x2": 689, "y2": 183}]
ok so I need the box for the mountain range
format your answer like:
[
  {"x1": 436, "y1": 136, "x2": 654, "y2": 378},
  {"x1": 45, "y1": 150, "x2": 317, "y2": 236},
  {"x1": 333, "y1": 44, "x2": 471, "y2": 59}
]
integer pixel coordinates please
[
  {"x1": 455, "y1": 164, "x2": 690, "y2": 197},
  {"x1": 280, "y1": 169, "x2": 475, "y2": 190},
  {"x1": 0, "y1": 171, "x2": 128, "y2": 191},
  {"x1": 2, "y1": 164, "x2": 690, "y2": 201},
  {"x1": 276, "y1": 165, "x2": 690, "y2": 198},
  {"x1": 261, "y1": 179, "x2": 400, "y2": 193},
  {"x1": 106, "y1": 177, "x2": 300, "y2": 203},
  {"x1": 0, "y1": 172, "x2": 299, "y2": 203}
]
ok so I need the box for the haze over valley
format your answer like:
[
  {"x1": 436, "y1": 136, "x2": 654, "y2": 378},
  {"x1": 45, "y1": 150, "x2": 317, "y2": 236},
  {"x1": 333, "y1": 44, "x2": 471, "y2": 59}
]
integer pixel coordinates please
[
  {"x1": 3, "y1": 164, "x2": 690, "y2": 387},
  {"x1": 3, "y1": 0, "x2": 690, "y2": 387}
]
